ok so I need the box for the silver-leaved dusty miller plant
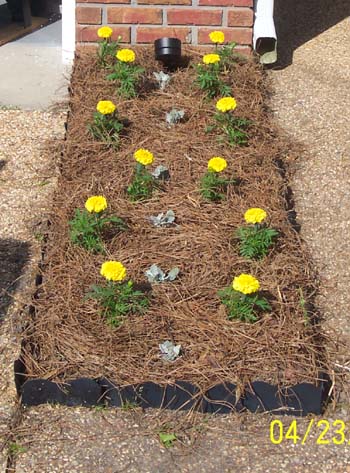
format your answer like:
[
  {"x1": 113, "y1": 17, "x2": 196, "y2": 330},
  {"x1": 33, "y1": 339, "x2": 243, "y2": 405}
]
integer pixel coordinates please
[
  {"x1": 159, "y1": 340, "x2": 181, "y2": 362},
  {"x1": 153, "y1": 71, "x2": 171, "y2": 90},
  {"x1": 145, "y1": 264, "x2": 180, "y2": 283},
  {"x1": 152, "y1": 165, "x2": 170, "y2": 181},
  {"x1": 149, "y1": 210, "x2": 175, "y2": 227},
  {"x1": 166, "y1": 109, "x2": 185, "y2": 125}
]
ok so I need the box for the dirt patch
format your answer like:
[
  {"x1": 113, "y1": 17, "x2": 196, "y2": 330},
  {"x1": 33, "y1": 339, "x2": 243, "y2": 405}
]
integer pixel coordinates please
[{"x1": 20, "y1": 47, "x2": 328, "y2": 392}]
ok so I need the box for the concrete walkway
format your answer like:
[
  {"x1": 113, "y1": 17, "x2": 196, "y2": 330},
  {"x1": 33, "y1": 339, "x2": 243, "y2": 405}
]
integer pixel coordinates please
[{"x1": 0, "y1": 20, "x2": 69, "y2": 109}]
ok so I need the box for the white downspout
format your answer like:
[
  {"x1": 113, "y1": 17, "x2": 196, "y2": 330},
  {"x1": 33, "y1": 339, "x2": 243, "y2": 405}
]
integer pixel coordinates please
[
  {"x1": 62, "y1": 0, "x2": 76, "y2": 65},
  {"x1": 253, "y1": 0, "x2": 277, "y2": 64}
]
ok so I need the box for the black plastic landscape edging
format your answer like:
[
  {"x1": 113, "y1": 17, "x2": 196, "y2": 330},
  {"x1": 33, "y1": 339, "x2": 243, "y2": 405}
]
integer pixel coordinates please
[{"x1": 15, "y1": 361, "x2": 331, "y2": 416}]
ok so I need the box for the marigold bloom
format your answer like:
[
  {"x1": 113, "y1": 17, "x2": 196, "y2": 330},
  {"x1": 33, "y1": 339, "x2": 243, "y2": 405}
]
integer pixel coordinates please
[
  {"x1": 97, "y1": 26, "x2": 113, "y2": 39},
  {"x1": 116, "y1": 48, "x2": 136, "y2": 63},
  {"x1": 96, "y1": 100, "x2": 116, "y2": 115},
  {"x1": 209, "y1": 31, "x2": 225, "y2": 44},
  {"x1": 100, "y1": 261, "x2": 127, "y2": 282},
  {"x1": 85, "y1": 196, "x2": 108, "y2": 213},
  {"x1": 203, "y1": 53, "x2": 220, "y2": 65},
  {"x1": 216, "y1": 97, "x2": 237, "y2": 113},
  {"x1": 244, "y1": 208, "x2": 267, "y2": 224},
  {"x1": 208, "y1": 157, "x2": 227, "y2": 173},
  {"x1": 232, "y1": 274, "x2": 260, "y2": 295},
  {"x1": 134, "y1": 148, "x2": 154, "y2": 166}
]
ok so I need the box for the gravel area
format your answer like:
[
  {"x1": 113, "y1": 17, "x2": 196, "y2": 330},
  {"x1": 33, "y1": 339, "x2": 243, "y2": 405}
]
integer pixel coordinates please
[
  {"x1": 268, "y1": 17, "x2": 350, "y2": 406},
  {"x1": 13, "y1": 406, "x2": 350, "y2": 473},
  {"x1": 2, "y1": 9, "x2": 350, "y2": 473},
  {"x1": 0, "y1": 110, "x2": 66, "y2": 471}
]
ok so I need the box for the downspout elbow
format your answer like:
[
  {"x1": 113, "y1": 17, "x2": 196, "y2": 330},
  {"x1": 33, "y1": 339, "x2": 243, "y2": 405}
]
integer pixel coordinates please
[{"x1": 253, "y1": 0, "x2": 277, "y2": 64}]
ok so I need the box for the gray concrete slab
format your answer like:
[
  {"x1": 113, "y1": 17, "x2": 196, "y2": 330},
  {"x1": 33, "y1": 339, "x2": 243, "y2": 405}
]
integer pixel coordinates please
[{"x1": 0, "y1": 20, "x2": 70, "y2": 110}]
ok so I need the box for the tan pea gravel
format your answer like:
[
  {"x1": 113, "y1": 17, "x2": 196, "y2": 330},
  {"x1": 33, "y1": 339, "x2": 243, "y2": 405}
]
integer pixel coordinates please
[
  {"x1": 2, "y1": 12, "x2": 350, "y2": 473},
  {"x1": 268, "y1": 17, "x2": 350, "y2": 407},
  {"x1": 0, "y1": 110, "x2": 66, "y2": 471},
  {"x1": 11, "y1": 406, "x2": 350, "y2": 473}
]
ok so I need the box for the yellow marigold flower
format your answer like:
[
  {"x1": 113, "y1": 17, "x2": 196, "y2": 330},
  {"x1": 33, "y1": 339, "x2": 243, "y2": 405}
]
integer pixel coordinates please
[
  {"x1": 116, "y1": 48, "x2": 135, "y2": 63},
  {"x1": 208, "y1": 157, "x2": 227, "y2": 173},
  {"x1": 96, "y1": 100, "x2": 116, "y2": 115},
  {"x1": 203, "y1": 53, "x2": 220, "y2": 65},
  {"x1": 244, "y1": 208, "x2": 267, "y2": 224},
  {"x1": 100, "y1": 261, "x2": 126, "y2": 282},
  {"x1": 232, "y1": 274, "x2": 260, "y2": 295},
  {"x1": 97, "y1": 26, "x2": 113, "y2": 39},
  {"x1": 209, "y1": 31, "x2": 225, "y2": 44},
  {"x1": 134, "y1": 148, "x2": 154, "y2": 166},
  {"x1": 85, "y1": 196, "x2": 108, "y2": 213},
  {"x1": 216, "y1": 97, "x2": 237, "y2": 113}
]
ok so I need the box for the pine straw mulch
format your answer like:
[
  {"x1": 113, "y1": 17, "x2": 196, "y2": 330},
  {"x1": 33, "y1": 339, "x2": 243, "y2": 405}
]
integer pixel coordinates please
[{"x1": 21, "y1": 46, "x2": 330, "y2": 392}]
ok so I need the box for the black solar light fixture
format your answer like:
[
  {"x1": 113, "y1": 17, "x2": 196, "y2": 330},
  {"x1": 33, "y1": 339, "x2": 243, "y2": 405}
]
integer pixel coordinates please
[{"x1": 154, "y1": 37, "x2": 182, "y2": 68}]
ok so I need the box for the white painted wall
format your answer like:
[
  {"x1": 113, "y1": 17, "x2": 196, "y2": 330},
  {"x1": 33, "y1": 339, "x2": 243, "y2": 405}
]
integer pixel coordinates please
[{"x1": 62, "y1": 0, "x2": 75, "y2": 64}]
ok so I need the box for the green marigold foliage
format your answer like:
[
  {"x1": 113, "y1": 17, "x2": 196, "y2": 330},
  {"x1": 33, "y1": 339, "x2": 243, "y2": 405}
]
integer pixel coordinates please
[
  {"x1": 87, "y1": 280, "x2": 149, "y2": 327},
  {"x1": 127, "y1": 162, "x2": 157, "y2": 202},
  {"x1": 237, "y1": 225, "x2": 279, "y2": 259},
  {"x1": 69, "y1": 209, "x2": 126, "y2": 253},
  {"x1": 218, "y1": 286, "x2": 271, "y2": 323},
  {"x1": 87, "y1": 112, "x2": 124, "y2": 148}
]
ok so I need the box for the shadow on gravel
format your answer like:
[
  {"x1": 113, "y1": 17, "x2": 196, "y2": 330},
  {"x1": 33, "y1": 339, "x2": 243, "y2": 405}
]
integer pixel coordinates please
[
  {"x1": 0, "y1": 239, "x2": 30, "y2": 321},
  {"x1": 274, "y1": 0, "x2": 350, "y2": 68},
  {"x1": 0, "y1": 160, "x2": 6, "y2": 171}
]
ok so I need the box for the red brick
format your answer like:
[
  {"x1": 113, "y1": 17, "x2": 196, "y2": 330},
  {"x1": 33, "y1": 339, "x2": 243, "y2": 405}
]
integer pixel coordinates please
[
  {"x1": 76, "y1": 25, "x2": 131, "y2": 42},
  {"x1": 199, "y1": 0, "x2": 252, "y2": 4},
  {"x1": 108, "y1": 7, "x2": 162, "y2": 24},
  {"x1": 78, "y1": 0, "x2": 129, "y2": 3},
  {"x1": 136, "y1": 26, "x2": 191, "y2": 43},
  {"x1": 233, "y1": 0, "x2": 253, "y2": 5},
  {"x1": 198, "y1": 27, "x2": 252, "y2": 45},
  {"x1": 167, "y1": 9, "x2": 222, "y2": 26},
  {"x1": 76, "y1": 6, "x2": 102, "y2": 25},
  {"x1": 228, "y1": 8, "x2": 253, "y2": 27},
  {"x1": 138, "y1": 0, "x2": 190, "y2": 4},
  {"x1": 235, "y1": 45, "x2": 252, "y2": 56}
]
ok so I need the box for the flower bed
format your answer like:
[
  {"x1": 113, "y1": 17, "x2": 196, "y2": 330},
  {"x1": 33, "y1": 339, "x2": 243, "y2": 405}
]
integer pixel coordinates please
[{"x1": 19, "y1": 41, "x2": 329, "y2": 412}]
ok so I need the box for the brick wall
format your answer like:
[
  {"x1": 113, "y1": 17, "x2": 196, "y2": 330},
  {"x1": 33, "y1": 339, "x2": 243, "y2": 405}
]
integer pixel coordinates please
[{"x1": 76, "y1": 0, "x2": 253, "y2": 50}]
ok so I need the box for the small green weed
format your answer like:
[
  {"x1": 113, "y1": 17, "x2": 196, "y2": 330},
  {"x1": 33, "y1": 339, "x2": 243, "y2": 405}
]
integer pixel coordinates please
[
  {"x1": 121, "y1": 400, "x2": 138, "y2": 411},
  {"x1": 8, "y1": 442, "x2": 27, "y2": 457},
  {"x1": 159, "y1": 432, "x2": 177, "y2": 448},
  {"x1": 34, "y1": 231, "x2": 44, "y2": 242},
  {"x1": 36, "y1": 180, "x2": 50, "y2": 187},
  {"x1": 298, "y1": 288, "x2": 310, "y2": 325},
  {"x1": 93, "y1": 404, "x2": 108, "y2": 412}
]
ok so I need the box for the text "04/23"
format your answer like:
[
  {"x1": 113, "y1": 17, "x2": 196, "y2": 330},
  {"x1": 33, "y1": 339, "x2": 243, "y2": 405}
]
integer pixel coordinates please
[{"x1": 270, "y1": 419, "x2": 350, "y2": 445}]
